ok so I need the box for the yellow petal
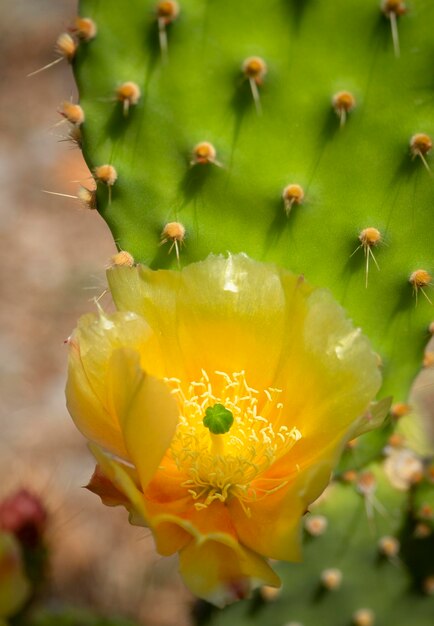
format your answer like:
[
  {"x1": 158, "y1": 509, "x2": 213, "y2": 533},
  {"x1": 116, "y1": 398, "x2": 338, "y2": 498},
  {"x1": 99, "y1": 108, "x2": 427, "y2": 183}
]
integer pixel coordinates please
[
  {"x1": 272, "y1": 286, "x2": 382, "y2": 463},
  {"x1": 148, "y1": 516, "x2": 192, "y2": 556},
  {"x1": 108, "y1": 266, "x2": 186, "y2": 379},
  {"x1": 229, "y1": 456, "x2": 333, "y2": 561},
  {"x1": 66, "y1": 310, "x2": 165, "y2": 458},
  {"x1": 108, "y1": 255, "x2": 306, "y2": 388},
  {"x1": 72, "y1": 310, "x2": 160, "y2": 401},
  {"x1": 66, "y1": 333, "x2": 128, "y2": 459},
  {"x1": 108, "y1": 348, "x2": 179, "y2": 491},
  {"x1": 178, "y1": 537, "x2": 280, "y2": 607}
]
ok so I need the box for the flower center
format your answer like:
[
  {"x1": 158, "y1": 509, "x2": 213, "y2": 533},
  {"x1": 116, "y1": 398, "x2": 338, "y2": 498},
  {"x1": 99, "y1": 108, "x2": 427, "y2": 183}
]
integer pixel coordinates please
[{"x1": 165, "y1": 370, "x2": 302, "y2": 512}]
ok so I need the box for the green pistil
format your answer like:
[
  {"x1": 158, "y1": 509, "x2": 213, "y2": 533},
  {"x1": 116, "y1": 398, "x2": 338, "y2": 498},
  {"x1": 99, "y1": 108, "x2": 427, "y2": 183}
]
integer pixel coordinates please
[{"x1": 203, "y1": 403, "x2": 234, "y2": 435}]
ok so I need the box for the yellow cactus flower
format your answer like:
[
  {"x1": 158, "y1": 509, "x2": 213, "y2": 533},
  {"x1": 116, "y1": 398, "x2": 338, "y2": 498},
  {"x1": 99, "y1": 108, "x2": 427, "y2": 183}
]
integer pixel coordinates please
[{"x1": 66, "y1": 255, "x2": 383, "y2": 606}]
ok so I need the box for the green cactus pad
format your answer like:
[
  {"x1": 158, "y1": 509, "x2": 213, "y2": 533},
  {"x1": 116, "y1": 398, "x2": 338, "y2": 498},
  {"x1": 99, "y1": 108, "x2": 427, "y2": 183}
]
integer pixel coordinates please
[{"x1": 73, "y1": 0, "x2": 434, "y2": 406}]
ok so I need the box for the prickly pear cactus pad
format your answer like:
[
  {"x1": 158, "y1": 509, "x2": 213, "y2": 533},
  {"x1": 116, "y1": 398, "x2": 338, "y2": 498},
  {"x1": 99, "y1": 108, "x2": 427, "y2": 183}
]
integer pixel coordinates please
[{"x1": 72, "y1": 0, "x2": 434, "y2": 407}]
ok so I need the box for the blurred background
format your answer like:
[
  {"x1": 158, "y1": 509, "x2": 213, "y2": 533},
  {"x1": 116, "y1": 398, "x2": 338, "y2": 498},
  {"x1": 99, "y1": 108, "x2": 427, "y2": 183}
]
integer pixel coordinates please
[{"x1": 0, "y1": 2, "x2": 191, "y2": 624}]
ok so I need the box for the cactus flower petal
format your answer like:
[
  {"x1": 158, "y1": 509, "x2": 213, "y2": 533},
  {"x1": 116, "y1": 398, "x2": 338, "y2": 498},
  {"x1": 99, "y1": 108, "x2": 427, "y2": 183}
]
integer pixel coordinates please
[
  {"x1": 66, "y1": 255, "x2": 382, "y2": 605},
  {"x1": 66, "y1": 311, "x2": 167, "y2": 460}
]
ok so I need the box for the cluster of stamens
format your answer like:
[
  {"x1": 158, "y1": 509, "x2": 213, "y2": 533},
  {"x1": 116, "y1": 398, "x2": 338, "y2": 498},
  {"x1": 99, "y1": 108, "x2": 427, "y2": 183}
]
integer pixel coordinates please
[{"x1": 165, "y1": 370, "x2": 301, "y2": 512}]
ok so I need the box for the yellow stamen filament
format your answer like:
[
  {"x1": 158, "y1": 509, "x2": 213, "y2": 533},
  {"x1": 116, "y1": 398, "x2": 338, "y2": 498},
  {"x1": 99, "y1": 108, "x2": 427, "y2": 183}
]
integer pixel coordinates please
[{"x1": 164, "y1": 370, "x2": 301, "y2": 512}]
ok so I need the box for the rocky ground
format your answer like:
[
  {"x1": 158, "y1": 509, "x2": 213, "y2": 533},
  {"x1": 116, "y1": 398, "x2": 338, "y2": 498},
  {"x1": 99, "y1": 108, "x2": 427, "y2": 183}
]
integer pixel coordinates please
[{"x1": 0, "y1": 2, "x2": 191, "y2": 624}]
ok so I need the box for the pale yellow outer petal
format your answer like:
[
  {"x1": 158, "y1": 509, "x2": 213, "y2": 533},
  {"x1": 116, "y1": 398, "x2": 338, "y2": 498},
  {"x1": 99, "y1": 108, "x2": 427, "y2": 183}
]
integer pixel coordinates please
[
  {"x1": 71, "y1": 310, "x2": 163, "y2": 401},
  {"x1": 274, "y1": 286, "x2": 381, "y2": 468},
  {"x1": 66, "y1": 310, "x2": 166, "y2": 459},
  {"x1": 108, "y1": 266, "x2": 186, "y2": 379},
  {"x1": 108, "y1": 348, "x2": 179, "y2": 491},
  {"x1": 66, "y1": 346, "x2": 128, "y2": 458}
]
